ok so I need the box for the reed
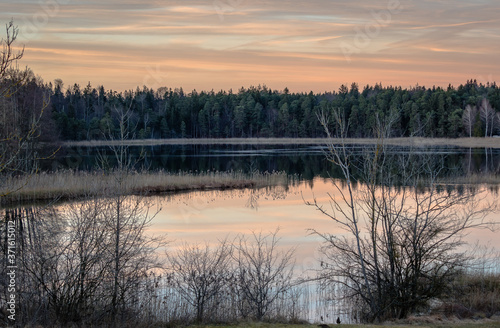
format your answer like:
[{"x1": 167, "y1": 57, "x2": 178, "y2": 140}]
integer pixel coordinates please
[
  {"x1": 438, "y1": 173, "x2": 500, "y2": 186},
  {"x1": 444, "y1": 272, "x2": 500, "y2": 319},
  {"x1": 63, "y1": 137, "x2": 500, "y2": 148},
  {"x1": 0, "y1": 169, "x2": 289, "y2": 205}
]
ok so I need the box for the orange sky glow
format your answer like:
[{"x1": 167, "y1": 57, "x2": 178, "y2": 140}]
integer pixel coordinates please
[
  {"x1": 2, "y1": 0, "x2": 499, "y2": 93},
  {"x1": 149, "y1": 178, "x2": 500, "y2": 269}
]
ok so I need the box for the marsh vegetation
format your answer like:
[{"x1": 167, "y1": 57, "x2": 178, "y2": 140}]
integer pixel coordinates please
[{"x1": 0, "y1": 169, "x2": 289, "y2": 205}]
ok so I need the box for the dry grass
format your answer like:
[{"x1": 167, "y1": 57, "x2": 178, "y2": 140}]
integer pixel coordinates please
[
  {"x1": 189, "y1": 319, "x2": 500, "y2": 328},
  {"x1": 13, "y1": 317, "x2": 500, "y2": 328},
  {"x1": 63, "y1": 137, "x2": 500, "y2": 148},
  {"x1": 438, "y1": 174, "x2": 500, "y2": 186},
  {"x1": 444, "y1": 272, "x2": 500, "y2": 319},
  {"x1": 382, "y1": 317, "x2": 500, "y2": 327},
  {"x1": 0, "y1": 170, "x2": 288, "y2": 205}
]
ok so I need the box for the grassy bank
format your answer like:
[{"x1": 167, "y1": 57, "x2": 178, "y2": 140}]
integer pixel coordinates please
[
  {"x1": 63, "y1": 137, "x2": 500, "y2": 148},
  {"x1": 0, "y1": 170, "x2": 289, "y2": 205},
  {"x1": 158, "y1": 319, "x2": 500, "y2": 328}
]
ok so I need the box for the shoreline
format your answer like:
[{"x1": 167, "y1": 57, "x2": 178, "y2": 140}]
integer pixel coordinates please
[
  {"x1": 62, "y1": 137, "x2": 500, "y2": 148},
  {"x1": 0, "y1": 170, "x2": 289, "y2": 206}
]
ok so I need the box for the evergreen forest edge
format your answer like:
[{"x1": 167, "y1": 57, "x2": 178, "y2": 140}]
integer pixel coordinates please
[{"x1": 17, "y1": 73, "x2": 500, "y2": 143}]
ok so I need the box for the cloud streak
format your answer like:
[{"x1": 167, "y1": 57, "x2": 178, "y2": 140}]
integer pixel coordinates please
[{"x1": 1, "y1": 0, "x2": 498, "y2": 92}]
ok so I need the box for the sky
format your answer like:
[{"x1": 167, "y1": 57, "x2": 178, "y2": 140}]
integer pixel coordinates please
[{"x1": 1, "y1": 0, "x2": 499, "y2": 93}]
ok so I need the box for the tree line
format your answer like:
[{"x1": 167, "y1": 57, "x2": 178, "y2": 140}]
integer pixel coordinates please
[{"x1": 19, "y1": 77, "x2": 500, "y2": 142}]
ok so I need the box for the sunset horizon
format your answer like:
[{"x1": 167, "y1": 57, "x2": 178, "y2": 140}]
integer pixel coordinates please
[{"x1": 2, "y1": 0, "x2": 498, "y2": 93}]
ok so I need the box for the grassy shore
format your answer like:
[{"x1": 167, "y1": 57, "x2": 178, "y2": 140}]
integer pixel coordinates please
[
  {"x1": 0, "y1": 170, "x2": 289, "y2": 205},
  {"x1": 2, "y1": 170, "x2": 498, "y2": 206},
  {"x1": 63, "y1": 137, "x2": 500, "y2": 148}
]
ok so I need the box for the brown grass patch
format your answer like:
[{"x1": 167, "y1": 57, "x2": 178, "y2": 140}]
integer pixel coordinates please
[
  {"x1": 63, "y1": 137, "x2": 500, "y2": 148},
  {"x1": 445, "y1": 272, "x2": 500, "y2": 319},
  {"x1": 1, "y1": 170, "x2": 289, "y2": 206}
]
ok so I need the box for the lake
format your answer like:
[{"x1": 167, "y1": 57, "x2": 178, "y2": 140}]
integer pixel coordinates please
[
  {"x1": 151, "y1": 175, "x2": 500, "y2": 270},
  {"x1": 48, "y1": 143, "x2": 500, "y2": 179},
  {"x1": 138, "y1": 142, "x2": 498, "y2": 323},
  {"x1": 48, "y1": 143, "x2": 500, "y2": 240},
  {"x1": 47, "y1": 142, "x2": 500, "y2": 270}
]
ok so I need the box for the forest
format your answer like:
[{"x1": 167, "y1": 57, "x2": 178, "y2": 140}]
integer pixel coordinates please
[{"x1": 14, "y1": 73, "x2": 500, "y2": 143}]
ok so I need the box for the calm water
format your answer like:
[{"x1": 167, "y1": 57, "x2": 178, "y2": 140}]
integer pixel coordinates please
[
  {"x1": 41, "y1": 143, "x2": 500, "y2": 255},
  {"x1": 48, "y1": 143, "x2": 500, "y2": 180},
  {"x1": 152, "y1": 177, "x2": 500, "y2": 264}
]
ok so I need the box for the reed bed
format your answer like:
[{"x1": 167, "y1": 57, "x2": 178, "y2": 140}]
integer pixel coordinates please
[
  {"x1": 0, "y1": 170, "x2": 289, "y2": 205},
  {"x1": 63, "y1": 137, "x2": 500, "y2": 148},
  {"x1": 446, "y1": 272, "x2": 500, "y2": 319},
  {"x1": 438, "y1": 173, "x2": 500, "y2": 187}
]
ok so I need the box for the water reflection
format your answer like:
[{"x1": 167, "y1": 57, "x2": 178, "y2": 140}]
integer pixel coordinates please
[
  {"x1": 47, "y1": 144, "x2": 500, "y2": 182},
  {"x1": 151, "y1": 178, "x2": 500, "y2": 270}
]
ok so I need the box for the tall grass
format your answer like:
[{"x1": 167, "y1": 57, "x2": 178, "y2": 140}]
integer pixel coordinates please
[
  {"x1": 440, "y1": 251, "x2": 500, "y2": 319},
  {"x1": 0, "y1": 170, "x2": 289, "y2": 205},
  {"x1": 446, "y1": 272, "x2": 500, "y2": 318},
  {"x1": 115, "y1": 271, "x2": 314, "y2": 326},
  {"x1": 64, "y1": 137, "x2": 500, "y2": 148}
]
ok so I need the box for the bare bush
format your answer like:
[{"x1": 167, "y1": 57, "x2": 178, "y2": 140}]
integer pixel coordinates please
[
  {"x1": 1, "y1": 21, "x2": 51, "y2": 197},
  {"x1": 1, "y1": 193, "x2": 165, "y2": 327},
  {"x1": 167, "y1": 240, "x2": 233, "y2": 323},
  {"x1": 233, "y1": 229, "x2": 296, "y2": 320},
  {"x1": 307, "y1": 109, "x2": 496, "y2": 322}
]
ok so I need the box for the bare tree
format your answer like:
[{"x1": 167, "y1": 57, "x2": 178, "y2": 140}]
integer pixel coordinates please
[
  {"x1": 94, "y1": 101, "x2": 165, "y2": 326},
  {"x1": 0, "y1": 21, "x2": 24, "y2": 90},
  {"x1": 17, "y1": 200, "x2": 109, "y2": 325},
  {"x1": 6, "y1": 192, "x2": 165, "y2": 327},
  {"x1": 0, "y1": 21, "x2": 50, "y2": 197},
  {"x1": 479, "y1": 98, "x2": 496, "y2": 137},
  {"x1": 63, "y1": 198, "x2": 109, "y2": 321},
  {"x1": 307, "y1": 108, "x2": 495, "y2": 322},
  {"x1": 233, "y1": 229, "x2": 295, "y2": 320},
  {"x1": 102, "y1": 194, "x2": 163, "y2": 326},
  {"x1": 496, "y1": 112, "x2": 500, "y2": 135},
  {"x1": 14, "y1": 207, "x2": 67, "y2": 325},
  {"x1": 167, "y1": 240, "x2": 233, "y2": 323},
  {"x1": 462, "y1": 104, "x2": 477, "y2": 138}
]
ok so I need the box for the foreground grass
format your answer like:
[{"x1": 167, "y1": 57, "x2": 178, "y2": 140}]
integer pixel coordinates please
[
  {"x1": 64, "y1": 137, "x2": 500, "y2": 148},
  {"x1": 1, "y1": 170, "x2": 289, "y2": 205},
  {"x1": 10, "y1": 322, "x2": 500, "y2": 328},
  {"x1": 185, "y1": 319, "x2": 500, "y2": 328}
]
